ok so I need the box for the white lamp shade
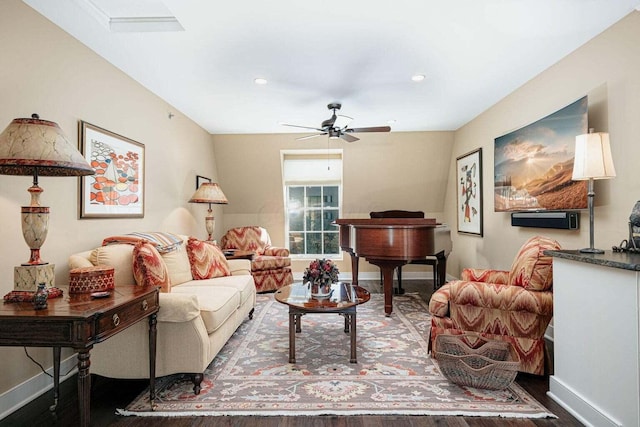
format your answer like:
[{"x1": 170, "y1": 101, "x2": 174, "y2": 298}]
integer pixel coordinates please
[{"x1": 572, "y1": 132, "x2": 616, "y2": 180}]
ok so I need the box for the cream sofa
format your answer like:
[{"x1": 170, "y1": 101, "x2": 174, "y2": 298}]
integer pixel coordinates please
[{"x1": 68, "y1": 236, "x2": 256, "y2": 394}]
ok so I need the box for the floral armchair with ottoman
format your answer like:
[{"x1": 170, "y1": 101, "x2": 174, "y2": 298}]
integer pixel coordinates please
[
  {"x1": 221, "y1": 226, "x2": 294, "y2": 292},
  {"x1": 428, "y1": 235, "x2": 560, "y2": 375}
]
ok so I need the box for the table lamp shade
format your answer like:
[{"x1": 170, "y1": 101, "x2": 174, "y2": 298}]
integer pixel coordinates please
[
  {"x1": 189, "y1": 182, "x2": 228, "y2": 241},
  {"x1": 0, "y1": 116, "x2": 94, "y2": 177},
  {"x1": 572, "y1": 132, "x2": 616, "y2": 180},
  {"x1": 189, "y1": 182, "x2": 228, "y2": 205},
  {"x1": 0, "y1": 114, "x2": 94, "y2": 266},
  {"x1": 571, "y1": 131, "x2": 616, "y2": 254}
]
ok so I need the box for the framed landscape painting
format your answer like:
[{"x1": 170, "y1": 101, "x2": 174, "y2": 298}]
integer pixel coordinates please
[
  {"x1": 493, "y1": 96, "x2": 587, "y2": 212},
  {"x1": 456, "y1": 148, "x2": 483, "y2": 236},
  {"x1": 79, "y1": 121, "x2": 144, "y2": 218}
]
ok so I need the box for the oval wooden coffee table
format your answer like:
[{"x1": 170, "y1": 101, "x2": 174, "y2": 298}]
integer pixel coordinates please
[{"x1": 274, "y1": 282, "x2": 370, "y2": 363}]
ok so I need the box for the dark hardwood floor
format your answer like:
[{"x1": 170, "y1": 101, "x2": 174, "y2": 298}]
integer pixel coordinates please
[{"x1": 0, "y1": 280, "x2": 583, "y2": 427}]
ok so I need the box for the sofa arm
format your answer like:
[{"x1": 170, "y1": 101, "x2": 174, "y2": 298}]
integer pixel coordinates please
[
  {"x1": 157, "y1": 293, "x2": 201, "y2": 322},
  {"x1": 263, "y1": 246, "x2": 290, "y2": 257},
  {"x1": 428, "y1": 283, "x2": 451, "y2": 317},
  {"x1": 461, "y1": 268, "x2": 509, "y2": 284},
  {"x1": 69, "y1": 254, "x2": 94, "y2": 269},
  {"x1": 448, "y1": 280, "x2": 553, "y2": 316},
  {"x1": 227, "y1": 259, "x2": 252, "y2": 275}
]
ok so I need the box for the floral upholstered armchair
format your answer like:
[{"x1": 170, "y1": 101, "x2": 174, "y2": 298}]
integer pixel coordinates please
[
  {"x1": 428, "y1": 235, "x2": 560, "y2": 375},
  {"x1": 221, "y1": 226, "x2": 293, "y2": 293}
]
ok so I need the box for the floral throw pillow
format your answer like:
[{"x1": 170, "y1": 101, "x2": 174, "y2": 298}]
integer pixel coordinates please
[
  {"x1": 187, "y1": 237, "x2": 231, "y2": 280},
  {"x1": 132, "y1": 241, "x2": 171, "y2": 293}
]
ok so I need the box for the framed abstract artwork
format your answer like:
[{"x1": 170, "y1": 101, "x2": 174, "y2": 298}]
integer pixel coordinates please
[
  {"x1": 456, "y1": 148, "x2": 483, "y2": 236},
  {"x1": 79, "y1": 121, "x2": 144, "y2": 218}
]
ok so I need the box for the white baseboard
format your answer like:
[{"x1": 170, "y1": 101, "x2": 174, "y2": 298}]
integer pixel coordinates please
[
  {"x1": 0, "y1": 354, "x2": 77, "y2": 420},
  {"x1": 548, "y1": 376, "x2": 622, "y2": 427}
]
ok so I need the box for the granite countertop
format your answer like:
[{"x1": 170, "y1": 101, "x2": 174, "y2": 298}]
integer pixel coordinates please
[{"x1": 544, "y1": 249, "x2": 640, "y2": 271}]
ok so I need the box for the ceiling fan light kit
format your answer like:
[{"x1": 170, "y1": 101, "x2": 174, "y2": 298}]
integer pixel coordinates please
[{"x1": 282, "y1": 103, "x2": 391, "y2": 142}]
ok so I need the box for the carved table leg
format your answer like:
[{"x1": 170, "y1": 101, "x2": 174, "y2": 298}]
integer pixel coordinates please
[
  {"x1": 350, "y1": 312, "x2": 357, "y2": 363},
  {"x1": 289, "y1": 311, "x2": 296, "y2": 363},
  {"x1": 50, "y1": 346, "x2": 60, "y2": 412},
  {"x1": 295, "y1": 313, "x2": 302, "y2": 333},
  {"x1": 76, "y1": 349, "x2": 91, "y2": 427},
  {"x1": 148, "y1": 312, "x2": 157, "y2": 409}
]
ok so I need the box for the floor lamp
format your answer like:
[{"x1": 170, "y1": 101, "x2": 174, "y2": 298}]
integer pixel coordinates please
[
  {"x1": 571, "y1": 130, "x2": 616, "y2": 254},
  {"x1": 189, "y1": 182, "x2": 228, "y2": 241},
  {"x1": 0, "y1": 114, "x2": 95, "y2": 291}
]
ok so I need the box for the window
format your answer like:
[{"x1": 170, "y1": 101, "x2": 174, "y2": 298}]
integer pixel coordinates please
[{"x1": 282, "y1": 150, "x2": 342, "y2": 258}]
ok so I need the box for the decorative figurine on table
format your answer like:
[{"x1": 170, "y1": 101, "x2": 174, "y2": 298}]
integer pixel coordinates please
[{"x1": 33, "y1": 282, "x2": 48, "y2": 310}]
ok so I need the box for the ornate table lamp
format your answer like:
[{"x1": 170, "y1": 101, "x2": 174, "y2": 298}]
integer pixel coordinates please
[
  {"x1": 189, "y1": 182, "x2": 228, "y2": 241},
  {"x1": 572, "y1": 129, "x2": 616, "y2": 253},
  {"x1": 0, "y1": 114, "x2": 94, "y2": 290}
]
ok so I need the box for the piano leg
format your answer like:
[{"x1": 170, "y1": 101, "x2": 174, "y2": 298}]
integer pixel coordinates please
[
  {"x1": 369, "y1": 260, "x2": 406, "y2": 316},
  {"x1": 395, "y1": 267, "x2": 405, "y2": 295},
  {"x1": 348, "y1": 251, "x2": 359, "y2": 287},
  {"x1": 435, "y1": 251, "x2": 448, "y2": 289}
]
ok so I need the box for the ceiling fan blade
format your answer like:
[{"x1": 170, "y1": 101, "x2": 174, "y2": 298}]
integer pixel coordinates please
[
  {"x1": 340, "y1": 133, "x2": 359, "y2": 143},
  {"x1": 321, "y1": 114, "x2": 337, "y2": 129},
  {"x1": 334, "y1": 115, "x2": 353, "y2": 130},
  {"x1": 296, "y1": 133, "x2": 325, "y2": 141},
  {"x1": 346, "y1": 126, "x2": 391, "y2": 133},
  {"x1": 281, "y1": 123, "x2": 324, "y2": 132}
]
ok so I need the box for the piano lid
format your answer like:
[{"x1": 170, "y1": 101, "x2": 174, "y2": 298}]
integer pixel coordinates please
[{"x1": 334, "y1": 218, "x2": 438, "y2": 227}]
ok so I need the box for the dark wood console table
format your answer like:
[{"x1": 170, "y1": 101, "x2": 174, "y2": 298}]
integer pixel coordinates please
[{"x1": 0, "y1": 285, "x2": 159, "y2": 427}]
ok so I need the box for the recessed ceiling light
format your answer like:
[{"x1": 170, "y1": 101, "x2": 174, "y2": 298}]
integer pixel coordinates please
[
  {"x1": 411, "y1": 74, "x2": 426, "y2": 82},
  {"x1": 254, "y1": 78, "x2": 268, "y2": 85}
]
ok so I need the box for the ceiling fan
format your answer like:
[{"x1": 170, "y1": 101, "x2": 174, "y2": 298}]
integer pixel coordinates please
[{"x1": 281, "y1": 103, "x2": 391, "y2": 142}]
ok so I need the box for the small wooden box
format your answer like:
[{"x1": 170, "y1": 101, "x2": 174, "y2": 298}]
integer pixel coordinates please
[{"x1": 69, "y1": 266, "x2": 115, "y2": 294}]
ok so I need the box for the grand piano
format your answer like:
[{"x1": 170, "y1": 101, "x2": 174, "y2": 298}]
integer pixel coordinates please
[{"x1": 334, "y1": 218, "x2": 452, "y2": 316}]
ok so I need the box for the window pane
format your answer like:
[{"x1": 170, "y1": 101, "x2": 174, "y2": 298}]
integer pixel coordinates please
[
  {"x1": 289, "y1": 210, "x2": 304, "y2": 231},
  {"x1": 307, "y1": 233, "x2": 322, "y2": 254},
  {"x1": 324, "y1": 232, "x2": 339, "y2": 254},
  {"x1": 323, "y1": 209, "x2": 339, "y2": 231},
  {"x1": 289, "y1": 232, "x2": 304, "y2": 254},
  {"x1": 288, "y1": 187, "x2": 304, "y2": 209},
  {"x1": 306, "y1": 186, "x2": 322, "y2": 207},
  {"x1": 306, "y1": 210, "x2": 322, "y2": 231},
  {"x1": 323, "y1": 186, "x2": 339, "y2": 208}
]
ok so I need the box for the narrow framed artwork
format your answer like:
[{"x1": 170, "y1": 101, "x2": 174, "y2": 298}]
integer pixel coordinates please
[
  {"x1": 456, "y1": 148, "x2": 483, "y2": 236},
  {"x1": 79, "y1": 121, "x2": 144, "y2": 218},
  {"x1": 196, "y1": 175, "x2": 211, "y2": 190}
]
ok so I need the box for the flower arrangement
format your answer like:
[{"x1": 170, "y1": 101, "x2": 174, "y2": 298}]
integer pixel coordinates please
[{"x1": 303, "y1": 258, "x2": 339, "y2": 291}]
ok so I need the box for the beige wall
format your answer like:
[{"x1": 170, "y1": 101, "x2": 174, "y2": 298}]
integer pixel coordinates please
[
  {"x1": 212, "y1": 131, "x2": 454, "y2": 275},
  {"x1": 3, "y1": 0, "x2": 640, "y2": 415},
  {"x1": 446, "y1": 11, "x2": 640, "y2": 274},
  {"x1": 0, "y1": 1, "x2": 222, "y2": 395}
]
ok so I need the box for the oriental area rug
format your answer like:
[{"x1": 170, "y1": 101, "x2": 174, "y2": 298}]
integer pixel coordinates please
[{"x1": 120, "y1": 293, "x2": 555, "y2": 419}]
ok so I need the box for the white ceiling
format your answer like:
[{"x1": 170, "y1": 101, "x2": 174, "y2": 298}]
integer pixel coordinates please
[{"x1": 22, "y1": 0, "x2": 640, "y2": 135}]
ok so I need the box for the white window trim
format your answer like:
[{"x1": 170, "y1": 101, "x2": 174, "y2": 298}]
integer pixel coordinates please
[{"x1": 281, "y1": 149, "x2": 343, "y2": 260}]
